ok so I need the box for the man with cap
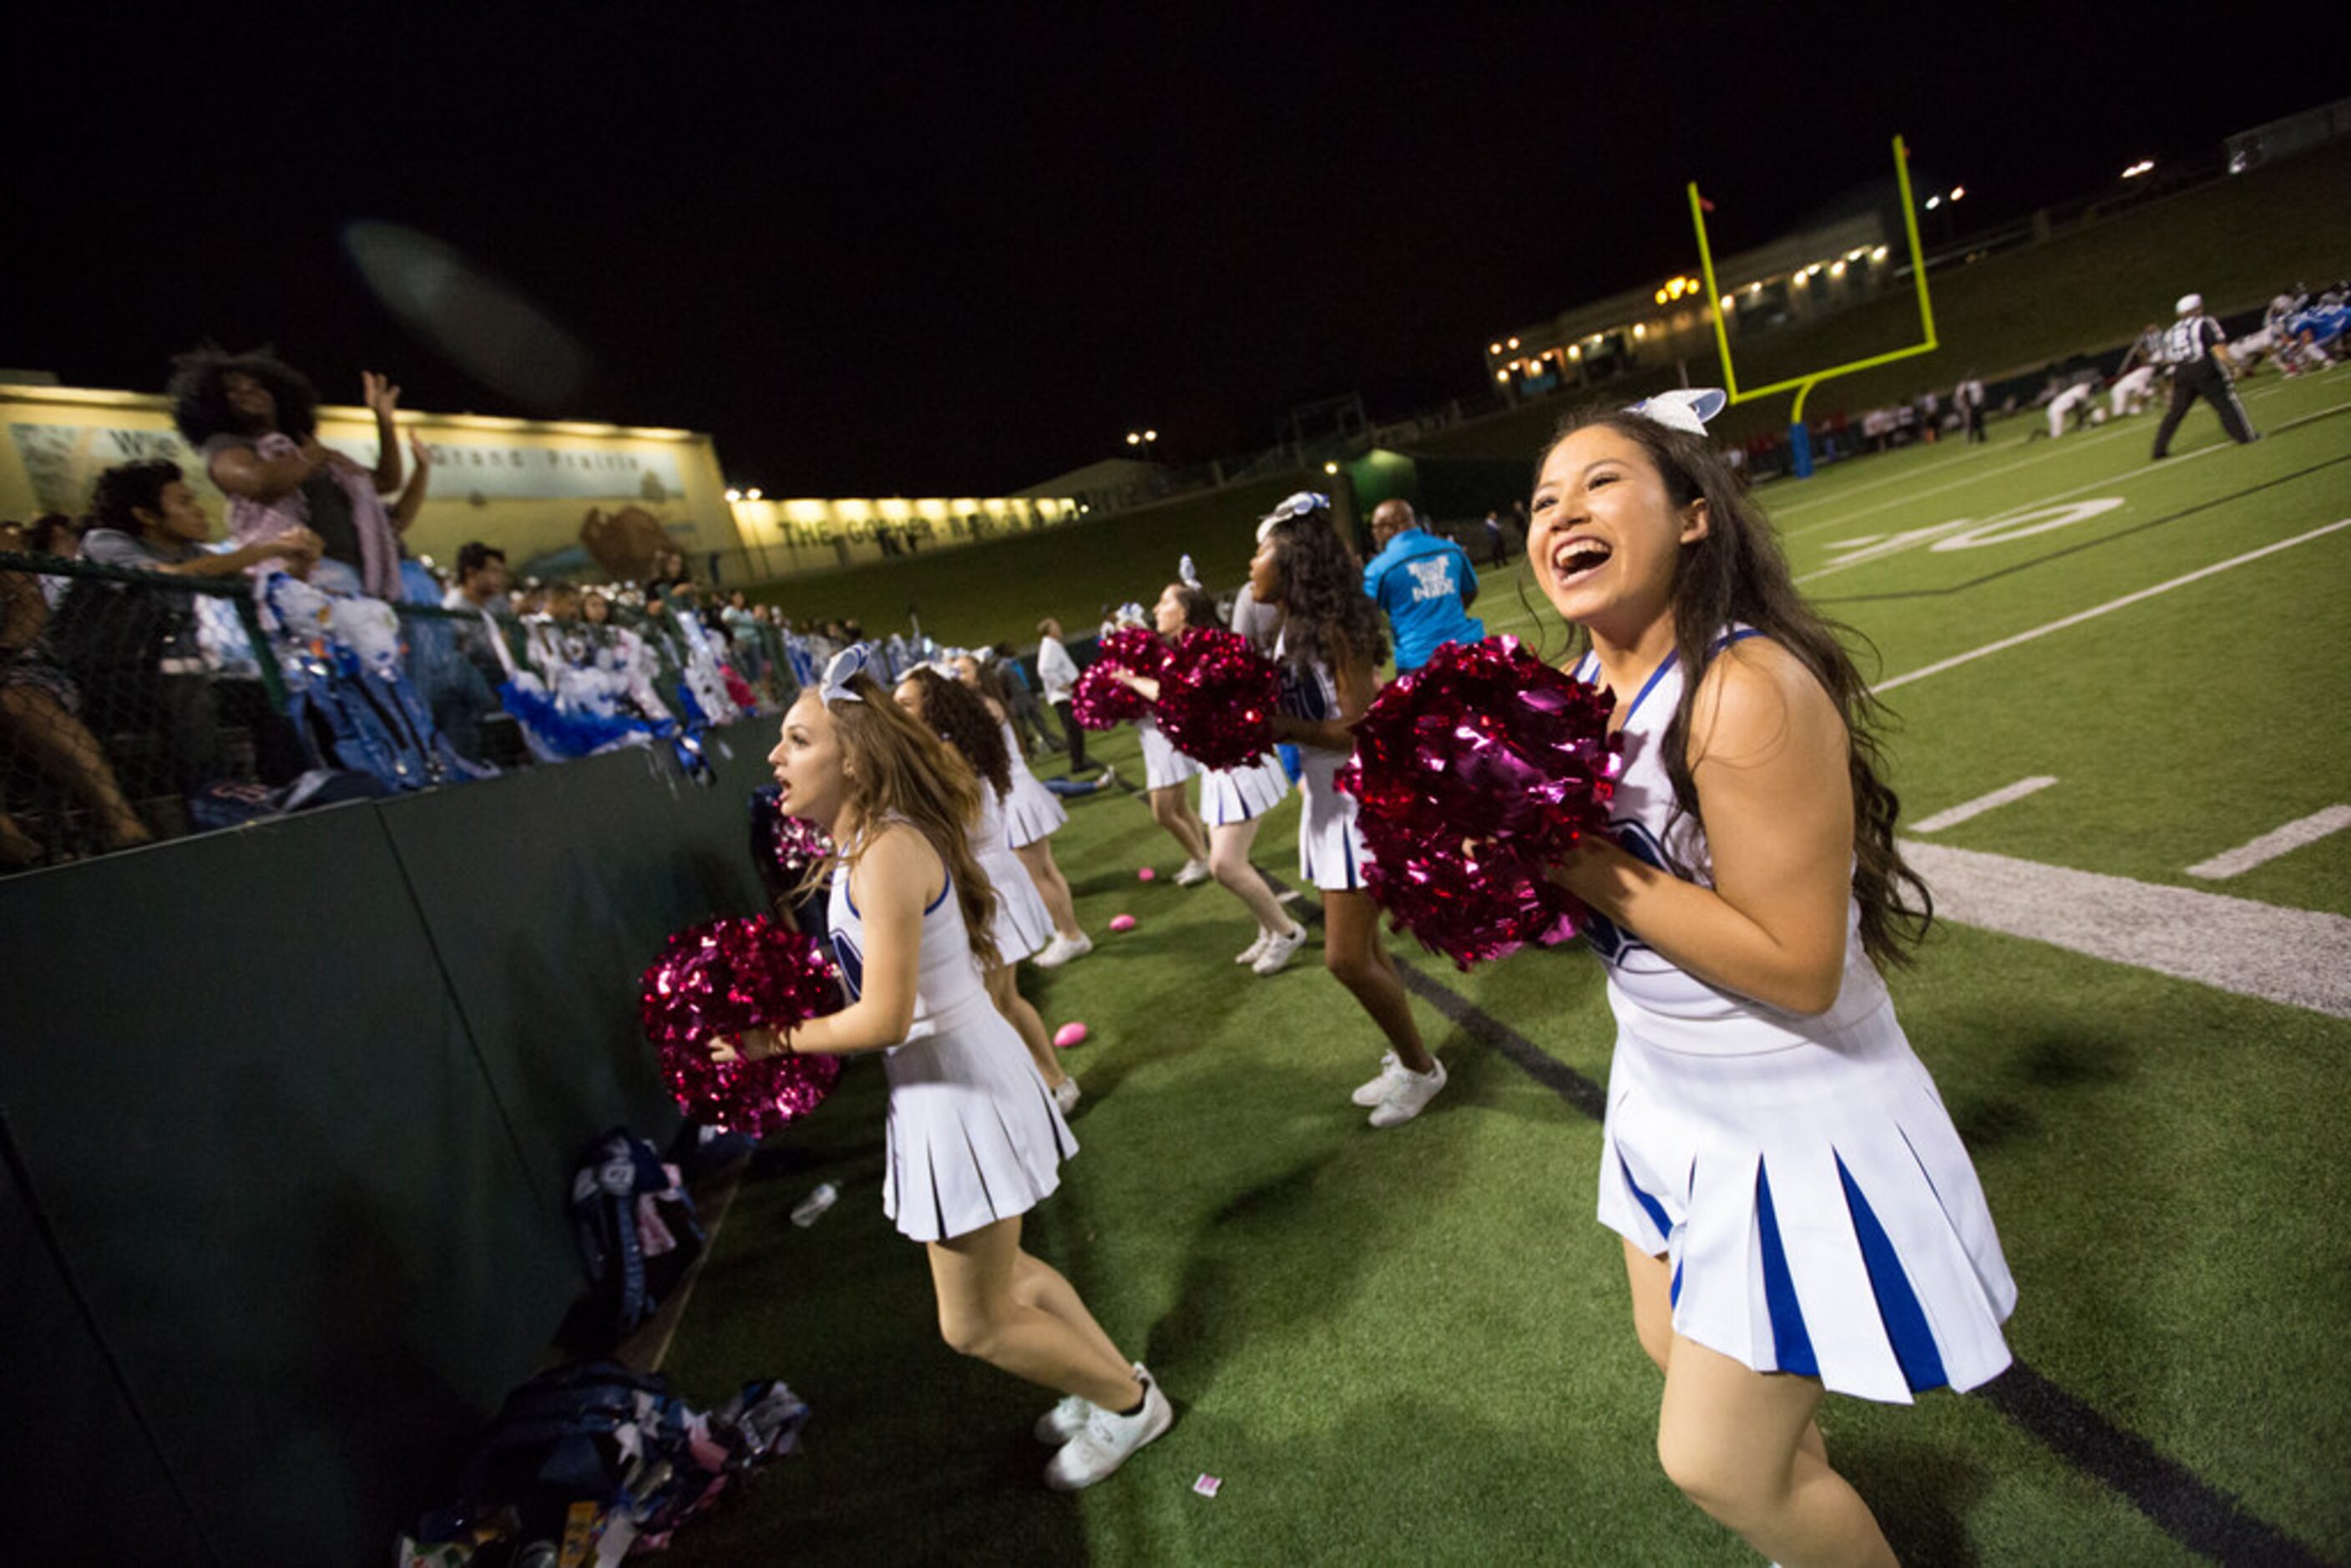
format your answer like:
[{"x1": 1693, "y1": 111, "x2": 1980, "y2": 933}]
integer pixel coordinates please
[
  {"x1": 1361, "y1": 498, "x2": 1483, "y2": 675},
  {"x1": 2151, "y1": 292, "x2": 2258, "y2": 458}
]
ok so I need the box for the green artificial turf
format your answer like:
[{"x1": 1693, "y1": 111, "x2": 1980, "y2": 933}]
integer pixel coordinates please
[{"x1": 659, "y1": 372, "x2": 2351, "y2": 1564}]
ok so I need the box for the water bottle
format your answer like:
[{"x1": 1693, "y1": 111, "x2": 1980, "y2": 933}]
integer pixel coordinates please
[{"x1": 790, "y1": 1181, "x2": 838, "y2": 1227}]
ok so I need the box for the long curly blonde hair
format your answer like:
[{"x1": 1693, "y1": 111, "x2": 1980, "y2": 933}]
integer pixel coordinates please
[{"x1": 806, "y1": 670, "x2": 1002, "y2": 970}]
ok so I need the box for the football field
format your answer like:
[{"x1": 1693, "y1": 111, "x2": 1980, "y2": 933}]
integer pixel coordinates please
[{"x1": 664, "y1": 371, "x2": 2351, "y2": 1565}]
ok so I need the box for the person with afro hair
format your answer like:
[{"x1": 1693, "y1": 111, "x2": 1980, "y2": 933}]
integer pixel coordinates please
[{"x1": 167, "y1": 345, "x2": 409, "y2": 598}]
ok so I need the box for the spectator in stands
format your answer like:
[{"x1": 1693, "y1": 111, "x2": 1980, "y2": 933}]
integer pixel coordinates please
[
  {"x1": 646, "y1": 548, "x2": 690, "y2": 596},
  {"x1": 70, "y1": 460, "x2": 320, "y2": 797},
  {"x1": 0, "y1": 518, "x2": 154, "y2": 862},
  {"x1": 168, "y1": 346, "x2": 407, "y2": 598},
  {"x1": 442, "y1": 542, "x2": 516, "y2": 689},
  {"x1": 23, "y1": 515, "x2": 82, "y2": 607},
  {"x1": 1362, "y1": 499, "x2": 1482, "y2": 675},
  {"x1": 1034, "y1": 616, "x2": 1090, "y2": 776}
]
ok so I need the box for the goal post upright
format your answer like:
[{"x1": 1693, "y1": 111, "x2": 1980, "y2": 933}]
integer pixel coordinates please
[{"x1": 1687, "y1": 134, "x2": 1940, "y2": 478}]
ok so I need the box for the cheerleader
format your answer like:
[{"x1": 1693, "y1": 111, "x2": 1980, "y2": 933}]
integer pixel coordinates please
[
  {"x1": 1250, "y1": 494, "x2": 1445, "y2": 1126},
  {"x1": 1107, "y1": 581, "x2": 1309, "y2": 973},
  {"x1": 1109, "y1": 605, "x2": 1214, "y2": 886},
  {"x1": 952, "y1": 654, "x2": 1093, "y2": 969},
  {"x1": 894, "y1": 667, "x2": 1084, "y2": 1115},
  {"x1": 711, "y1": 648, "x2": 1171, "y2": 1489},
  {"x1": 1529, "y1": 391, "x2": 2013, "y2": 1564}
]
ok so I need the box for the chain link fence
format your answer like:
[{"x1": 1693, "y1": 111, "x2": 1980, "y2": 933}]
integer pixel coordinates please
[{"x1": 1, "y1": 543, "x2": 806, "y2": 874}]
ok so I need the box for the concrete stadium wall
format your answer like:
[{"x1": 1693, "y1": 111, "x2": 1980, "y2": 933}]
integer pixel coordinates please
[{"x1": 0, "y1": 717, "x2": 781, "y2": 1564}]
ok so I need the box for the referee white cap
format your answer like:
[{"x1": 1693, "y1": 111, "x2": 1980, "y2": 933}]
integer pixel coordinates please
[{"x1": 2176, "y1": 292, "x2": 2204, "y2": 316}]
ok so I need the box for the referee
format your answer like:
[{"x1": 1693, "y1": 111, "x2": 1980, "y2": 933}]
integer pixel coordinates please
[{"x1": 2150, "y1": 292, "x2": 2259, "y2": 458}]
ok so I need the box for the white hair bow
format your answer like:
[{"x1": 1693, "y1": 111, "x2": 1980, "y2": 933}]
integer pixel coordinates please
[
  {"x1": 1178, "y1": 554, "x2": 1202, "y2": 589},
  {"x1": 820, "y1": 645, "x2": 870, "y2": 704},
  {"x1": 1624, "y1": 387, "x2": 1728, "y2": 437},
  {"x1": 1256, "y1": 491, "x2": 1331, "y2": 542}
]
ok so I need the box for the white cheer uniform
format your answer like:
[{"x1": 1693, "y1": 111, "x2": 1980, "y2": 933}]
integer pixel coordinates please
[
  {"x1": 1570, "y1": 634, "x2": 2015, "y2": 1404},
  {"x1": 973, "y1": 781, "x2": 1055, "y2": 964},
  {"x1": 1201, "y1": 751, "x2": 1292, "y2": 827},
  {"x1": 827, "y1": 828, "x2": 1075, "y2": 1243},
  {"x1": 1276, "y1": 631, "x2": 1370, "y2": 891},
  {"x1": 1136, "y1": 713, "x2": 1202, "y2": 792},
  {"x1": 997, "y1": 719, "x2": 1068, "y2": 847}
]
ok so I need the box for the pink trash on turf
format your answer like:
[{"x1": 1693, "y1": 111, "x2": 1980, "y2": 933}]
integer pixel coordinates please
[
  {"x1": 1052, "y1": 1022, "x2": 1089, "y2": 1050},
  {"x1": 1108, "y1": 914, "x2": 1138, "y2": 933},
  {"x1": 1137, "y1": 867, "x2": 1157, "y2": 882}
]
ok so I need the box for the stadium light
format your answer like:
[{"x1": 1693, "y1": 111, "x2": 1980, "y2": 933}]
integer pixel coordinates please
[
  {"x1": 724, "y1": 487, "x2": 742, "y2": 502},
  {"x1": 1567, "y1": 344, "x2": 1580, "y2": 361},
  {"x1": 1489, "y1": 341, "x2": 1503, "y2": 354},
  {"x1": 1949, "y1": 185, "x2": 1964, "y2": 201},
  {"x1": 1719, "y1": 296, "x2": 1733, "y2": 310},
  {"x1": 1125, "y1": 432, "x2": 1140, "y2": 445},
  {"x1": 1654, "y1": 288, "x2": 1668, "y2": 305},
  {"x1": 2122, "y1": 159, "x2": 2155, "y2": 179},
  {"x1": 1145, "y1": 429, "x2": 1158, "y2": 442},
  {"x1": 746, "y1": 488, "x2": 763, "y2": 501},
  {"x1": 1633, "y1": 323, "x2": 1646, "y2": 339},
  {"x1": 1924, "y1": 195, "x2": 1941, "y2": 210},
  {"x1": 1495, "y1": 370, "x2": 1509, "y2": 382},
  {"x1": 1323, "y1": 461, "x2": 1340, "y2": 474},
  {"x1": 1872, "y1": 245, "x2": 1889, "y2": 260},
  {"x1": 1830, "y1": 260, "x2": 1846, "y2": 277}
]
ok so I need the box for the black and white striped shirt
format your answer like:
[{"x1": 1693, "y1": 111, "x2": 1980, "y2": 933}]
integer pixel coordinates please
[{"x1": 2161, "y1": 314, "x2": 2226, "y2": 366}]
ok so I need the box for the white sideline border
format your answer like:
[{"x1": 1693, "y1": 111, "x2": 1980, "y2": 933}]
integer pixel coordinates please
[{"x1": 1911, "y1": 776, "x2": 2060, "y2": 833}]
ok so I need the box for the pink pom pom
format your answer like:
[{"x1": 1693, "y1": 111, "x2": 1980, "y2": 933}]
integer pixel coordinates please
[
  {"x1": 1337, "y1": 635, "x2": 1620, "y2": 969},
  {"x1": 640, "y1": 917, "x2": 847, "y2": 1135},
  {"x1": 1108, "y1": 913, "x2": 1138, "y2": 933},
  {"x1": 1053, "y1": 1022, "x2": 1090, "y2": 1049},
  {"x1": 1068, "y1": 629, "x2": 1172, "y2": 731},
  {"x1": 769, "y1": 812, "x2": 834, "y2": 883},
  {"x1": 1155, "y1": 627, "x2": 1279, "y2": 770},
  {"x1": 1137, "y1": 867, "x2": 1157, "y2": 882}
]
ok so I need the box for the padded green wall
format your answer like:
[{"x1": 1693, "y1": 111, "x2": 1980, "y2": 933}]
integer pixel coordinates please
[{"x1": 0, "y1": 717, "x2": 780, "y2": 1564}]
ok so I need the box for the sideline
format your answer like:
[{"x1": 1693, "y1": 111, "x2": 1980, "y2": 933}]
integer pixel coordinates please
[{"x1": 1901, "y1": 840, "x2": 2351, "y2": 1019}]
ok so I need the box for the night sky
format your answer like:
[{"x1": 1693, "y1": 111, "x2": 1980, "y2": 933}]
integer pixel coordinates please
[{"x1": 9, "y1": 4, "x2": 2346, "y2": 497}]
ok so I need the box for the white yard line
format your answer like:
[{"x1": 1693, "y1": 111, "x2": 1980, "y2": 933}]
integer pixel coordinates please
[
  {"x1": 2187, "y1": 806, "x2": 2351, "y2": 881},
  {"x1": 1903, "y1": 841, "x2": 2351, "y2": 1019},
  {"x1": 1871, "y1": 518, "x2": 2351, "y2": 693},
  {"x1": 1911, "y1": 776, "x2": 2060, "y2": 833}
]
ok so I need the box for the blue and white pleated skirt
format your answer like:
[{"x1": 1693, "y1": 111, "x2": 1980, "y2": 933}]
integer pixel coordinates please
[
  {"x1": 1296, "y1": 752, "x2": 1371, "y2": 892},
  {"x1": 1001, "y1": 765, "x2": 1069, "y2": 847},
  {"x1": 1201, "y1": 751, "x2": 1292, "y2": 826},
  {"x1": 1595, "y1": 997, "x2": 2015, "y2": 1404},
  {"x1": 882, "y1": 992, "x2": 1076, "y2": 1242},
  {"x1": 1137, "y1": 716, "x2": 1202, "y2": 792},
  {"x1": 980, "y1": 842, "x2": 1056, "y2": 964}
]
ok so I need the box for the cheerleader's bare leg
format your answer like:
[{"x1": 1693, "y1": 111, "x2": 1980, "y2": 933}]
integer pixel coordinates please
[
  {"x1": 1147, "y1": 785, "x2": 1210, "y2": 863},
  {"x1": 1646, "y1": 1290, "x2": 1893, "y2": 1564},
  {"x1": 986, "y1": 964, "x2": 1068, "y2": 1090},
  {"x1": 1207, "y1": 819, "x2": 1291, "y2": 933},
  {"x1": 1010, "y1": 1249, "x2": 1130, "y2": 1373},
  {"x1": 1625, "y1": 1240, "x2": 1833, "y2": 1464},
  {"x1": 1319, "y1": 889, "x2": 1434, "y2": 1075},
  {"x1": 928, "y1": 1216, "x2": 1143, "y2": 1408},
  {"x1": 1014, "y1": 837, "x2": 1085, "y2": 943}
]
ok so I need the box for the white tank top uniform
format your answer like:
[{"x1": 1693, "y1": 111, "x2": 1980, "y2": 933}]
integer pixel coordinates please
[
  {"x1": 1135, "y1": 713, "x2": 1202, "y2": 793},
  {"x1": 1201, "y1": 751, "x2": 1292, "y2": 827},
  {"x1": 997, "y1": 718, "x2": 1069, "y2": 847},
  {"x1": 1275, "y1": 630, "x2": 1370, "y2": 892},
  {"x1": 1574, "y1": 632, "x2": 2015, "y2": 1404},
  {"x1": 827, "y1": 829, "x2": 1075, "y2": 1243},
  {"x1": 973, "y1": 782, "x2": 1056, "y2": 964}
]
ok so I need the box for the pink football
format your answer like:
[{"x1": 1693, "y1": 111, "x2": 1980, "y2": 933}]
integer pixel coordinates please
[
  {"x1": 1053, "y1": 1022, "x2": 1090, "y2": 1050},
  {"x1": 1109, "y1": 913, "x2": 1138, "y2": 933}
]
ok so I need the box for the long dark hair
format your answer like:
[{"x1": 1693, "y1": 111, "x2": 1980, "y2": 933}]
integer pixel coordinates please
[
  {"x1": 1165, "y1": 582, "x2": 1220, "y2": 633},
  {"x1": 1261, "y1": 506, "x2": 1387, "y2": 674},
  {"x1": 167, "y1": 345, "x2": 321, "y2": 445},
  {"x1": 902, "y1": 666, "x2": 1012, "y2": 797},
  {"x1": 1540, "y1": 407, "x2": 1932, "y2": 967}
]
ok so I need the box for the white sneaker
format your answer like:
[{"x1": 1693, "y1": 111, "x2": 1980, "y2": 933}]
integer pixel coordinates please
[
  {"x1": 1052, "y1": 1077, "x2": 1081, "y2": 1116},
  {"x1": 1034, "y1": 933, "x2": 1093, "y2": 969},
  {"x1": 1234, "y1": 929, "x2": 1272, "y2": 965},
  {"x1": 1350, "y1": 1051, "x2": 1410, "y2": 1107},
  {"x1": 1368, "y1": 1057, "x2": 1447, "y2": 1129},
  {"x1": 1044, "y1": 1367, "x2": 1173, "y2": 1490},
  {"x1": 1034, "y1": 1393, "x2": 1093, "y2": 1446},
  {"x1": 1251, "y1": 922, "x2": 1309, "y2": 976},
  {"x1": 1034, "y1": 1361, "x2": 1145, "y2": 1445},
  {"x1": 1174, "y1": 857, "x2": 1211, "y2": 887}
]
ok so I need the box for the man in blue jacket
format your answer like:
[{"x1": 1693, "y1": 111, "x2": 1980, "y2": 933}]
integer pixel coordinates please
[{"x1": 1362, "y1": 498, "x2": 1483, "y2": 673}]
